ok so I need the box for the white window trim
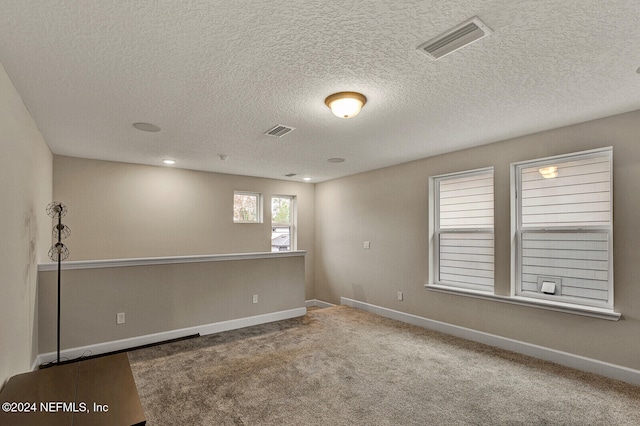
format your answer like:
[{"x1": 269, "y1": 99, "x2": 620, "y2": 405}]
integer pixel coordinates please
[
  {"x1": 271, "y1": 195, "x2": 296, "y2": 251},
  {"x1": 233, "y1": 191, "x2": 263, "y2": 223},
  {"x1": 425, "y1": 283, "x2": 621, "y2": 321},
  {"x1": 510, "y1": 147, "x2": 614, "y2": 310},
  {"x1": 429, "y1": 167, "x2": 494, "y2": 293}
]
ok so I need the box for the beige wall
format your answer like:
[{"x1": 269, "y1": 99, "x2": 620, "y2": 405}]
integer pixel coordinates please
[
  {"x1": 315, "y1": 109, "x2": 640, "y2": 370},
  {"x1": 0, "y1": 62, "x2": 52, "y2": 385},
  {"x1": 38, "y1": 255, "x2": 305, "y2": 353},
  {"x1": 53, "y1": 156, "x2": 315, "y2": 298}
]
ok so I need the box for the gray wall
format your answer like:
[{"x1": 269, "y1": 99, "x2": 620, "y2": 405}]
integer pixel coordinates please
[
  {"x1": 0, "y1": 62, "x2": 52, "y2": 385},
  {"x1": 315, "y1": 109, "x2": 640, "y2": 370},
  {"x1": 38, "y1": 255, "x2": 305, "y2": 353},
  {"x1": 53, "y1": 156, "x2": 316, "y2": 299}
]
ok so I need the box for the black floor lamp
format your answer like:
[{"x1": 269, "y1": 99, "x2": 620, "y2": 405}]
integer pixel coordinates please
[{"x1": 46, "y1": 201, "x2": 70, "y2": 366}]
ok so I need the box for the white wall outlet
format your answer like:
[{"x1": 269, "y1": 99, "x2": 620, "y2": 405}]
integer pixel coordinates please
[
  {"x1": 397, "y1": 292, "x2": 403, "y2": 301},
  {"x1": 364, "y1": 241, "x2": 370, "y2": 249},
  {"x1": 116, "y1": 312, "x2": 125, "y2": 324},
  {"x1": 252, "y1": 294, "x2": 259, "y2": 304}
]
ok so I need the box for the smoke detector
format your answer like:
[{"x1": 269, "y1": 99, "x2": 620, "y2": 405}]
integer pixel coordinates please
[{"x1": 417, "y1": 16, "x2": 492, "y2": 60}]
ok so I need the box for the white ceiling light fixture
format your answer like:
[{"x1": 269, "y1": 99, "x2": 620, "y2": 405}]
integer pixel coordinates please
[
  {"x1": 162, "y1": 159, "x2": 176, "y2": 165},
  {"x1": 539, "y1": 166, "x2": 558, "y2": 178},
  {"x1": 303, "y1": 177, "x2": 312, "y2": 181},
  {"x1": 325, "y1": 92, "x2": 367, "y2": 118}
]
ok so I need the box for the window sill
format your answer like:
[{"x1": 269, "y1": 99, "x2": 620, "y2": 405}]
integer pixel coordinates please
[{"x1": 425, "y1": 284, "x2": 621, "y2": 321}]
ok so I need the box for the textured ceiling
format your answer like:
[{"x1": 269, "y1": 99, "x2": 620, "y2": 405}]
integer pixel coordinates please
[{"x1": 1, "y1": 1, "x2": 639, "y2": 182}]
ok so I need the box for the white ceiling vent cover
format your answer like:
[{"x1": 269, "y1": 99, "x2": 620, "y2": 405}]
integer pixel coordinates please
[
  {"x1": 265, "y1": 124, "x2": 295, "y2": 138},
  {"x1": 417, "y1": 16, "x2": 492, "y2": 60}
]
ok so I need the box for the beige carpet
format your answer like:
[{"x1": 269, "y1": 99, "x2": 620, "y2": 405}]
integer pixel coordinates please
[{"x1": 128, "y1": 305, "x2": 640, "y2": 425}]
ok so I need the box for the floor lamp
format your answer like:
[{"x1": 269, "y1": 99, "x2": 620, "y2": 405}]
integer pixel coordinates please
[{"x1": 46, "y1": 202, "x2": 70, "y2": 365}]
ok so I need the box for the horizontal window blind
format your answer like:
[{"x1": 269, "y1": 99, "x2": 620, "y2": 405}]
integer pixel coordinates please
[
  {"x1": 515, "y1": 148, "x2": 613, "y2": 308},
  {"x1": 520, "y1": 155, "x2": 611, "y2": 228},
  {"x1": 438, "y1": 172, "x2": 494, "y2": 229},
  {"x1": 521, "y1": 232, "x2": 610, "y2": 303},
  {"x1": 435, "y1": 169, "x2": 494, "y2": 292},
  {"x1": 439, "y1": 233, "x2": 494, "y2": 291}
]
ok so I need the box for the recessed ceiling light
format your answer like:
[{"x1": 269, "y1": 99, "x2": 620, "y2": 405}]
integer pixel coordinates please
[
  {"x1": 327, "y1": 158, "x2": 346, "y2": 163},
  {"x1": 162, "y1": 159, "x2": 176, "y2": 165},
  {"x1": 133, "y1": 122, "x2": 161, "y2": 132},
  {"x1": 303, "y1": 177, "x2": 312, "y2": 181},
  {"x1": 218, "y1": 154, "x2": 229, "y2": 161}
]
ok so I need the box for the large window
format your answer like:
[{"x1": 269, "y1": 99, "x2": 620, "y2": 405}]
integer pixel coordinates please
[
  {"x1": 432, "y1": 168, "x2": 494, "y2": 292},
  {"x1": 271, "y1": 195, "x2": 295, "y2": 251},
  {"x1": 233, "y1": 191, "x2": 262, "y2": 223},
  {"x1": 513, "y1": 148, "x2": 613, "y2": 309}
]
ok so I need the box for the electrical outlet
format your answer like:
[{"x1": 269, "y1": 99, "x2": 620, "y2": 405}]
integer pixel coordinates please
[
  {"x1": 252, "y1": 294, "x2": 259, "y2": 304},
  {"x1": 364, "y1": 241, "x2": 370, "y2": 249},
  {"x1": 397, "y1": 292, "x2": 403, "y2": 301},
  {"x1": 116, "y1": 312, "x2": 125, "y2": 325}
]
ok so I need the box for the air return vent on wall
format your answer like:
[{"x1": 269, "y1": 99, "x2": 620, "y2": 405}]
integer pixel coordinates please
[
  {"x1": 265, "y1": 124, "x2": 295, "y2": 138},
  {"x1": 417, "y1": 16, "x2": 492, "y2": 60}
]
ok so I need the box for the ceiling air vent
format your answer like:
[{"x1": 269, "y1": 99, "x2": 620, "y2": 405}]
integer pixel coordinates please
[
  {"x1": 417, "y1": 16, "x2": 492, "y2": 60},
  {"x1": 265, "y1": 124, "x2": 295, "y2": 138},
  {"x1": 284, "y1": 173, "x2": 297, "y2": 177}
]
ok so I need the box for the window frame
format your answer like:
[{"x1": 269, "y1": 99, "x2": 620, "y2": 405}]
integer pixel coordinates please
[
  {"x1": 271, "y1": 195, "x2": 296, "y2": 252},
  {"x1": 233, "y1": 191, "x2": 263, "y2": 224},
  {"x1": 511, "y1": 147, "x2": 613, "y2": 309},
  {"x1": 430, "y1": 167, "x2": 495, "y2": 293}
]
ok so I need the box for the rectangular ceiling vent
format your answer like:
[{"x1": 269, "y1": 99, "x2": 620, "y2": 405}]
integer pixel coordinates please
[
  {"x1": 417, "y1": 16, "x2": 492, "y2": 60},
  {"x1": 265, "y1": 124, "x2": 295, "y2": 138},
  {"x1": 284, "y1": 173, "x2": 297, "y2": 177}
]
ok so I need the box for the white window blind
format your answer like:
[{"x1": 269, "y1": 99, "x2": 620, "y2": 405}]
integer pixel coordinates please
[
  {"x1": 520, "y1": 155, "x2": 611, "y2": 227},
  {"x1": 515, "y1": 148, "x2": 613, "y2": 308},
  {"x1": 434, "y1": 169, "x2": 494, "y2": 292}
]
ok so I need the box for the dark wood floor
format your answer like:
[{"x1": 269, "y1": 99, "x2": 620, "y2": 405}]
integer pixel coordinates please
[{"x1": 0, "y1": 353, "x2": 145, "y2": 425}]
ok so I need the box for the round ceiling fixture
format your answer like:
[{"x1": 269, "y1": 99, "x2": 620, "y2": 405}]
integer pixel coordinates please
[
  {"x1": 324, "y1": 92, "x2": 367, "y2": 118},
  {"x1": 133, "y1": 122, "x2": 161, "y2": 132},
  {"x1": 162, "y1": 159, "x2": 176, "y2": 165},
  {"x1": 327, "y1": 157, "x2": 346, "y2": 163}
]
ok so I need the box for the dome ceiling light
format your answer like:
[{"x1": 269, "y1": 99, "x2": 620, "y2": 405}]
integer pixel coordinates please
[{"x1": 325, "y1": 92, "x2": 367, "y2": 118}]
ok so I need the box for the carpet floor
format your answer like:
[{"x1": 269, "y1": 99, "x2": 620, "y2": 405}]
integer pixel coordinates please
[{"x1": 128, "y1": 306, "x2": 640, "y2": 425}]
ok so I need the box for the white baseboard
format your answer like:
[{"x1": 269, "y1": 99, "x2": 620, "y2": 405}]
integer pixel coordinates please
[
  {"x1": 340, "y1": 297, "x2": 640, "y2": 387},
  {"x1": 305, "y1": 299, "x2": 335, "y2": 309},
  {"x1": 35, "y1": 307, "x2": 307, "y2": 368}
]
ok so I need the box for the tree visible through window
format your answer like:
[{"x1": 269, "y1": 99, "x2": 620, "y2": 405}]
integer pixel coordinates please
[
  {"x1": 234, "y1": 192, "x2": 261, "y2": 223},
  {"x1": 272, "y1": 196, "x2": 294, "y2": 251}
]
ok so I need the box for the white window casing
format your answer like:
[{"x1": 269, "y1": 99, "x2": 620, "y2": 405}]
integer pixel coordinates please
[
  {"x1": 233, "y1": 191, "x2": 262, "y2": 223},
  {"x1": 271, "y1": 195, "x2": 296, "y2": 252},
  {"x1": 513, "y1": 147, "x2": 613, "y2": 309},
  {"x1": 432, "y1": 168, "x2": 494, "y2": 293}
]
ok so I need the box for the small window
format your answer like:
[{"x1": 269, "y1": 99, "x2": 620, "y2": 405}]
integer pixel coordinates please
[
  {"x1": 271, "y1": 196, "x2": 295, "y2": 251},
  {"x1": 513, "y1": 148, "x2": 613, "y2": 308},
  {"x1": 233, "y1": 191, "x2": 262, "y2": 223},
  {"x1": 432, "y1": 168, "x2": 494, "y2": 292}
]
